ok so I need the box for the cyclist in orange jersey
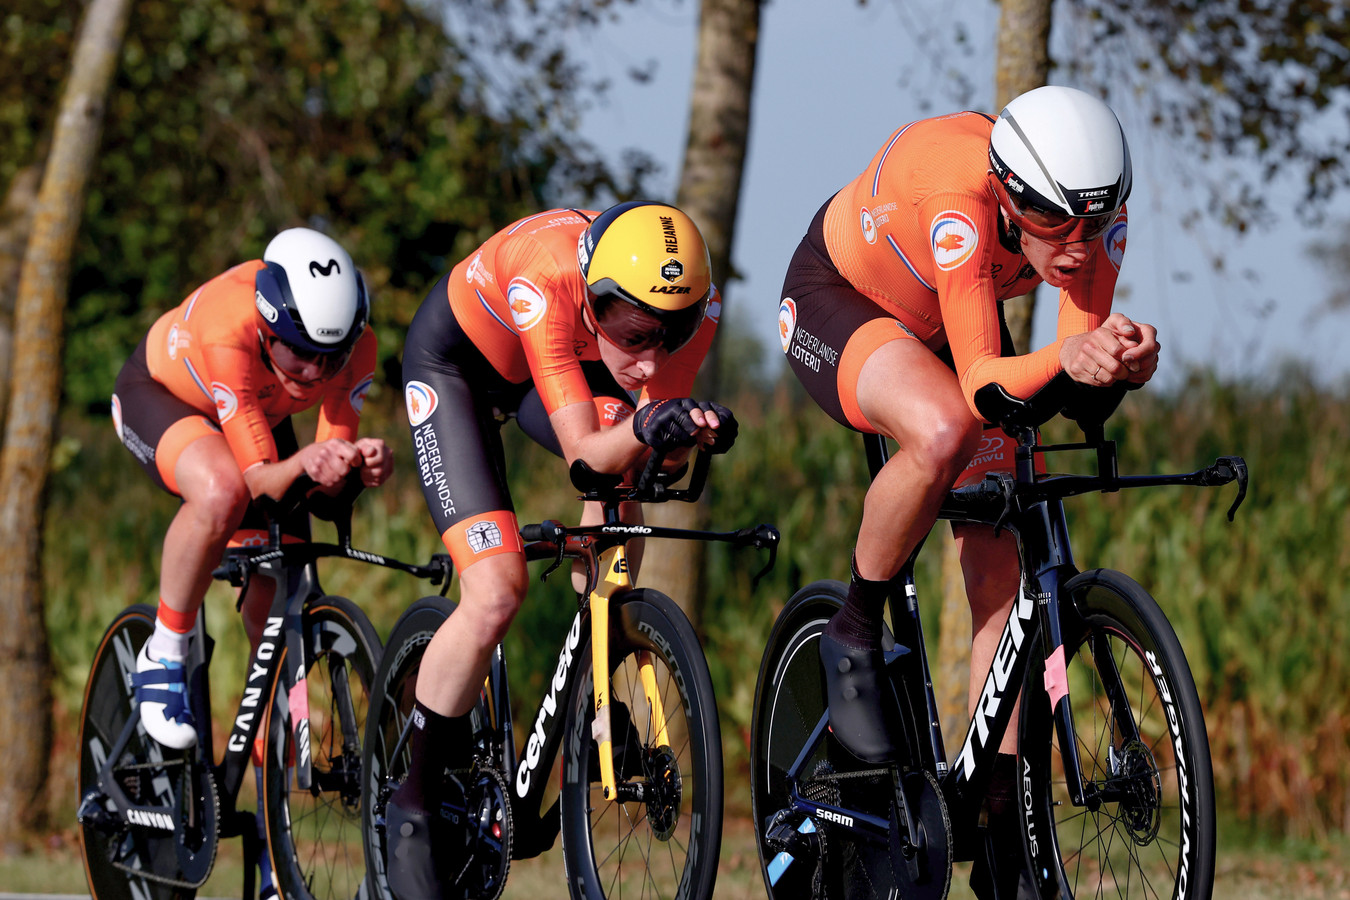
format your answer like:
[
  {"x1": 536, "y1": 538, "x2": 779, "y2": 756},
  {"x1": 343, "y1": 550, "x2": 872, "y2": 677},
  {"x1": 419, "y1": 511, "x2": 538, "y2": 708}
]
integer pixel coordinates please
[
  {"x1": 778, "y1": 86, "x2": 1158, "y2": 899},
  {"x1": 390, "y1": 201, "x2": 736, "y2": 899},
  {"x1": 112, "y1": 227, "x2": 390, "y2": 899}
]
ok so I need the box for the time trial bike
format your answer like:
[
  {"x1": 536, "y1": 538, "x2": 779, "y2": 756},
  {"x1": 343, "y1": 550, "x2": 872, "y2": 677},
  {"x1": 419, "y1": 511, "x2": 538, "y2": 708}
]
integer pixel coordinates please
[{"x1": 751, "y1": 378, "x2": 1247, "y2": 900}]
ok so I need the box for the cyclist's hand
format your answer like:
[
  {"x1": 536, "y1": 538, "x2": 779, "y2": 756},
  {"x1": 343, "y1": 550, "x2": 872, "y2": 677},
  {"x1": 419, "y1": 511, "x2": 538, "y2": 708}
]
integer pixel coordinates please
[
  {"x1": 297, "y1": 439, "x2": 362, "y2": 488},
  {"x1": 1061, "y1": 313, "x2": 1158, "y2": 386},
  {"x1": 354, "y1": 437, "x2": 392, "y2": 488},
  {"x1": 633, "y1": 399, "x2": 736, "y2": 454}
]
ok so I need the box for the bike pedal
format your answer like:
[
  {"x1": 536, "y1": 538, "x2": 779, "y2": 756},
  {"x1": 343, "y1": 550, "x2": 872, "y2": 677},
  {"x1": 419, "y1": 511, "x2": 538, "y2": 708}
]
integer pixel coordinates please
[{"x1": 765, "y1": 813, "x2": 820, "y2": 887}]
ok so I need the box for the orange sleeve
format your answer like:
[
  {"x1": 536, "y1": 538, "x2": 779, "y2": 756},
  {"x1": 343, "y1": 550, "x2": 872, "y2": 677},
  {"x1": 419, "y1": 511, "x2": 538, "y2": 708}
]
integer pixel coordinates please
[
  {"x1": 203, "y1": 341, "x2": 281, "y2": 471},
  {"x1": 492, "y1": 236, "x2": 594, "y2": 415},
  {"x1": 315, "y1": 327, "x2": 378, "y2": 444}
]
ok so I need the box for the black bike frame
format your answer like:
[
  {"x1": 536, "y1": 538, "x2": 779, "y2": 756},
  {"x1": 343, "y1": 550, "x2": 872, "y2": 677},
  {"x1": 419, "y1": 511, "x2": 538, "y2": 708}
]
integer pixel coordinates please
[{"x1": 778, "y1": 421, "x2": 1245, "y2": 858}]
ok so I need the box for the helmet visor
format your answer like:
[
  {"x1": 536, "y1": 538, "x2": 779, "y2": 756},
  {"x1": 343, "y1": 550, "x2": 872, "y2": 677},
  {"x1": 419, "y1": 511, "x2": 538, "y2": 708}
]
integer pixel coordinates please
[
  {"x1": 589, "y1": 284, "x2": 707, "y2": 354},
  {"x1": 264, "y1": 335, "x2": 352, "y2": 384},
  {"x1": 1008, "y1": 194, "x2": 1117, "y2": 244}
]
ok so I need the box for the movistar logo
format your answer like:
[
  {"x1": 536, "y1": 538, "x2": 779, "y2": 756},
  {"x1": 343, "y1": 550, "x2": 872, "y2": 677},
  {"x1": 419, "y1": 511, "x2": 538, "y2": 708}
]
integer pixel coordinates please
[{"x1": 310, "y1": 259, "x2": 340, "y2": 277}]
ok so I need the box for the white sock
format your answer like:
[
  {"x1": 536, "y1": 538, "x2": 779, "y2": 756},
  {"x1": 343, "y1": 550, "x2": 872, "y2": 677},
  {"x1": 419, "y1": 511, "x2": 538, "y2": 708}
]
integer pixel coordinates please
[{"x1": 146, "y1": 618, "x2": 189, "y2": 662}]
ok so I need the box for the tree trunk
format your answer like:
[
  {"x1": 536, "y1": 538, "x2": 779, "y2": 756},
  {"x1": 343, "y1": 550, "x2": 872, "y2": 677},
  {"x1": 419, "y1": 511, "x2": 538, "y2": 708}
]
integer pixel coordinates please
[
  {"x1": 0, "y1": 0, "x2": 132, "y2": 851},
  {"x1": 934, "y1": 0, "x2": 1052, "y2": 758},
  {"x1": 640, "y1": 0, "x2": 760, "y2": 628},
  {"x1": 0, "y1": 166, "x2": 42, "y2": 435}
]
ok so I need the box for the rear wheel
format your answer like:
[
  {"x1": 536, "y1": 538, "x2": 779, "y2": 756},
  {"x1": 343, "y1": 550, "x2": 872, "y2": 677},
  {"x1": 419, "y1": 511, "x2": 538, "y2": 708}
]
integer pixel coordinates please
[
  {"x1": 261, "y1": 595, "x2": 382, "y2": 900},
  {"x1": 1020, "y1": 569, "x2": 1216, "y2": 900},
  {"x1": 78, "y1": 604, "x2": 215, "y2": 900},
  {"x1": 750, "y1": 580, "x2": 942, "y2": 900},
  {"x1": 559, "y1": 588, "x2": 723, "y2": 900}
]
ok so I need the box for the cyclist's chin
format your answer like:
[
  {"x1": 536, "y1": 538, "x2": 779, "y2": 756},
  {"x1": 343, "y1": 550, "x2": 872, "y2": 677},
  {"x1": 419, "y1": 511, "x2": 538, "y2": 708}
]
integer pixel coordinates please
[{"x1": 279, "y1": 376, "x2": 323, "y2": 400}]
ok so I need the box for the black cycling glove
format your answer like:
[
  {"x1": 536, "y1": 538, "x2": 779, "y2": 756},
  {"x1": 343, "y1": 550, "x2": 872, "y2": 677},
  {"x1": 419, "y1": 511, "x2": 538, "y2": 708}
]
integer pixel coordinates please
[{"x1": 632, "y1": 399, "x2": 738, "y2": 455}]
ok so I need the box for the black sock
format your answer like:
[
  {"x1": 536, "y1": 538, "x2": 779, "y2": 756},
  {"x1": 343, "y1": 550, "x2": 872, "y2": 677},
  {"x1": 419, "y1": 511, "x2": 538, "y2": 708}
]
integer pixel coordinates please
[
  {"x1": 825, "y1": 554, "x2": 891, "y2": 651},
  {"x1": 391, "y1": 701, "x2": 470, "y2": 814},
  {"x1": 986, "y1": 751, "x2": 1018, "y2": 819}
]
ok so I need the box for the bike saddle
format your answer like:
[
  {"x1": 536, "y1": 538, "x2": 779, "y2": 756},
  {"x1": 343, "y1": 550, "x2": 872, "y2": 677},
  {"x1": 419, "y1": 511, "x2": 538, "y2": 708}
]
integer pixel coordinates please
[{"x1": 818, "y1": 631, "x2": 901, "y2": 763}]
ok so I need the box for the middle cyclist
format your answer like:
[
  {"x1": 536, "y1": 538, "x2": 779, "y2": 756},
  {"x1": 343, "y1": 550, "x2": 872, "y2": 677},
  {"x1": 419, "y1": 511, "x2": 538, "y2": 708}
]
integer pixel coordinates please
[{"x1": 392, "y1": 202, "x2": 736, "y2": 900}]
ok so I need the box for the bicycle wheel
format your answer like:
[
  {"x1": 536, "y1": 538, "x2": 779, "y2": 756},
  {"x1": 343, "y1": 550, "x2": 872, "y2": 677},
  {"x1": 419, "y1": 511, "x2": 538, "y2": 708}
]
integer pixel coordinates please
[
  {"x1": 261, "y1": 594, "x2": 382, "y2": 900},
  {"x1": 78, "y1": 604, "x2": 215, "y2": 900},
  {"x1": 750, "y1": 580, "x2": 934, "y2": 900},
  {"x1": 1020, "y1": 568, "x2": 1216, "y2": 900},
  {"x1": 361, "y1": 596, "x2": 457, "y2": 900},
  {"x1": 559, "y1": 588, "x2": 723, "y2": 900}
]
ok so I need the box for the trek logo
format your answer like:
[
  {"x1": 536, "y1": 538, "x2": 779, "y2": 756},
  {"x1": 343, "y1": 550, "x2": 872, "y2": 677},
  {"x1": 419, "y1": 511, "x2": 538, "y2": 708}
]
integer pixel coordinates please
[
  {"x1": 227, "y1": 617, "x2": 283, "y2": 754},
  {"x1": 953, "y1": 585, "x2": 1035, "y2": 780},
  {"x1": 1148, "y1": 651, "x2": 1193, "y2": 898},
  {"x1": 127, "y1": 808, "x2": 175, "y2": 832},
  {"x1": 516, "y1": 614, "x2": 583, "y2": 798},
  {"x1": 309, "y1": 259, "x2": 341, "y2": 277}
]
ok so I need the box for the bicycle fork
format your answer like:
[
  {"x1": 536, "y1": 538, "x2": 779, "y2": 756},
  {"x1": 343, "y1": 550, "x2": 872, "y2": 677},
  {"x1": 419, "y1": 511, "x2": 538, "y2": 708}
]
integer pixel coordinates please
[{"x1": 588, "y1": 543, "x2": 671, "y2": 803}]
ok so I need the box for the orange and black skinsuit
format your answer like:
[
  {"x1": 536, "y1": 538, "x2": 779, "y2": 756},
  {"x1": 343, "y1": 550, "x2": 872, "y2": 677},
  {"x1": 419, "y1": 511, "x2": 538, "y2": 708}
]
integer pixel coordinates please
[
  {"x1": 113, "y1": 260, "x2": 378, "y2": 536},
  {"x1": 402, "y1": 208, "x2": 720, "y2": 571},
  {"x1": 779, "y1": 110, "x2": 1128, "y2": 478}
]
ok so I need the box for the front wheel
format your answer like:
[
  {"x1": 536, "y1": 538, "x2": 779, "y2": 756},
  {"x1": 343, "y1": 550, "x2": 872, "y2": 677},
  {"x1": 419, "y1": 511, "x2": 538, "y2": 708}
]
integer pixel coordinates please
[
  {"x1": 261, "y1": 594, "x2": 382, "y2": 900},
  {"x1": 559, "y1": 588, "x2": 723, "y2": 900},
  {"x1": 1020, "y1": 569, "x2": 1216, "y2": 900}
]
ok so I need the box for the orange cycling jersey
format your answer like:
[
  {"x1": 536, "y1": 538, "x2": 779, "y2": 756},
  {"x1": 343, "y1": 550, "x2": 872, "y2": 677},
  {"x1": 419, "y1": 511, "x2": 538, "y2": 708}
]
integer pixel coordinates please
[
  {"x1": 444, "y1": 209, "x2": 719, "y2": 413},
  {"x1": 144, "y1": 261, "x2": 377, "y2": 471},
  {"x1": 822, "y1": 111, "x2": 1128, "y2": 416}
]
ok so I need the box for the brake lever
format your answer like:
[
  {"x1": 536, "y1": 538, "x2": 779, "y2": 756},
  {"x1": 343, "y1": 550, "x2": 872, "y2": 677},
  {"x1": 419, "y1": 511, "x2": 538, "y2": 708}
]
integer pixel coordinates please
[
  {"x1": 990, "y1": 472, "x2": 1017, "y2": 537},
  {"x1": 1215, "y1": 456, "x2": 1249, "y2": 522},
  {"x1": 744, "y1": 524, "x2": 781, "y2": 590}
]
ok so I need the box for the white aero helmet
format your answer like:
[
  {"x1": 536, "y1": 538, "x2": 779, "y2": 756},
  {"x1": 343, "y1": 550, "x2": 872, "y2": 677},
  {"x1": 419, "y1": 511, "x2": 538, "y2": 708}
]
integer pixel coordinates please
[
  {"x1": 987, "y1": 85, "x2": 1132, "y2": 243},
  {"x1": 255, "y1": 227, "x2": 369, "y2": 357}
]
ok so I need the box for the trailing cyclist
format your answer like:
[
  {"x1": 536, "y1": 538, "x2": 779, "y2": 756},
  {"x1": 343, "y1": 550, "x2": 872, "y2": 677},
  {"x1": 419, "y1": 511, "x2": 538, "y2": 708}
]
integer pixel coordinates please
[
  {"x1": 776, "y1": 85, "x2": 1159, "y2": 898},
  {"x1": 394, "y1": 201, "x2": 736, "y2": 900},
  {"x1": 110, "y1": 226, "x2": 392, "y2": 897}
]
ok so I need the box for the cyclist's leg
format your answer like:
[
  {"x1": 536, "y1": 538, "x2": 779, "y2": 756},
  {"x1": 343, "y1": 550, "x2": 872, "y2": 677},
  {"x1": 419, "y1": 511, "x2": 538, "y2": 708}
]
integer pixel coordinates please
[
  {"x1": 392, "y1": 284, "x2": 527, "y2": 898},
  {"x1": 114, "y1": 345, "x2": 248, "y2": 749}
]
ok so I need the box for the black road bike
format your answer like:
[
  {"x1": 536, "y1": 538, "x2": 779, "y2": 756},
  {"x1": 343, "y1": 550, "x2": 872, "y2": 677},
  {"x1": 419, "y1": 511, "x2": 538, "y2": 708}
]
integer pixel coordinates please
[
  {"x1": 751, "y1": 379, "x2": 1248, "y2": 900},
  {"x1": 362, "y1": 451, "x2": 780, "y2": 900},
  {"x1": 78, "y1": 480, "x2": 453, "y2": 900}
]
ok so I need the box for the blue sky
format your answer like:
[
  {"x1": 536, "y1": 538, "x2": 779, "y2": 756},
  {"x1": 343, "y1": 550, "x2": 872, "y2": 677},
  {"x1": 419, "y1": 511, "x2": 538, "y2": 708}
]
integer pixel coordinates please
[{"x1": 570, "y1": 0, "x2": 1349, "y2": 387}]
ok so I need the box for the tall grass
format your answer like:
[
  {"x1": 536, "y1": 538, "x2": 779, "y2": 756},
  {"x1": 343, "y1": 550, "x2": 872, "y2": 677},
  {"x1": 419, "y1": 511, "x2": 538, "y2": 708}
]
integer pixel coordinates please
[{"x1": 45, "y1": 367, "x2": 1350, "y2": 840}]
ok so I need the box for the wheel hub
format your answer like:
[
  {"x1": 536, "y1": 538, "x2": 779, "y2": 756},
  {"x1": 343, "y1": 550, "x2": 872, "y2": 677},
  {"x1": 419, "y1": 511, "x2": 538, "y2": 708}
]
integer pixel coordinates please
[
  {"x1": 643, "y1": 745, "x2": 682, "y2": 839},
  {"x1": 1115, "y1": 739, "x2": 1162, "y2": 844}
]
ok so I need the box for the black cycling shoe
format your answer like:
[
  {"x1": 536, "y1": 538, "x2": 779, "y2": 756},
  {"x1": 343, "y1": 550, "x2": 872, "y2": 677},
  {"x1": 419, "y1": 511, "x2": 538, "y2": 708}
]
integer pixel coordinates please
[
  {"x1": 385, "y1": 795, "x2": 470, "y2": 900},
  {"x1": 818, "y1": 630, "x2": 900, "y2": 763}
]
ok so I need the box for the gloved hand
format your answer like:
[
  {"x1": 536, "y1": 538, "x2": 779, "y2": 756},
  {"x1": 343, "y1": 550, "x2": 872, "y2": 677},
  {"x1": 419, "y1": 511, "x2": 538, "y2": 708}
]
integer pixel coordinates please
[{"x1": 632, "y1": 399, "x2": 738, "y2": 455}]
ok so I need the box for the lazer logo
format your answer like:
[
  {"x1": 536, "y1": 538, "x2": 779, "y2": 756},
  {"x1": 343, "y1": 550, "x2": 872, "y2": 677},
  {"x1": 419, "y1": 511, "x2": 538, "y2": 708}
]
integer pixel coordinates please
[
  {"x1": 815, "y1": 807, "x2": 854, "y2": 827},
  {"x1": 649, "y1": 285, "x2": 691, "y2": 294},
  {"x1": 953, "y1": 586, "x2": 1035, "y2": 780},
  {"x1": 516, "y1": 614, "x2": 583, "y2": 798},
  {"x1": 1148, "y1": 651, "x2": 1192, "y2": 898},
  {"x1": 309, "y1": 259, "x2": 341, "y2": 277},
  {"x1": 227, "y1": 616, "x2": 283, "y2": 754},
  {"x1": 127, "y1": 808, "x2": 175, "y2": 831}
]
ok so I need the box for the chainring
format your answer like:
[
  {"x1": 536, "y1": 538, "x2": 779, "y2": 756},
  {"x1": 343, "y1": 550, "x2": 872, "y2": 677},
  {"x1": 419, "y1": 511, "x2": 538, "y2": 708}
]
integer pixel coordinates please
[
  {"x1": 890, "y1": 769, "x2": 952, "y2": 900},
  {"x1": 460, "y1": 764, "x2": 512, "y2": 900}
]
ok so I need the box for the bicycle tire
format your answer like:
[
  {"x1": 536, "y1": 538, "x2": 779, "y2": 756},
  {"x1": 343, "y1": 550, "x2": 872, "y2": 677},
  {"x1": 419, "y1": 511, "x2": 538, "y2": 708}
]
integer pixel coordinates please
[
  {"x1": 750, "y1": 580, "x2": 920, "y2": 900},
  {"x1": 1019, "y1": 568, "x2": 1216, "y2": 900},
  {"x1": 261, "y1": 594, "x2": 382, "y2": 900},
  {"x1": 77, "y1": 604, "x2": 212, "y2": 900},
  {"x1": 361, "y1": 595, "x2": 458, "y2": 900},
  {"x1": 558, "y1": 588, "x2": 723, "y2": 900}
]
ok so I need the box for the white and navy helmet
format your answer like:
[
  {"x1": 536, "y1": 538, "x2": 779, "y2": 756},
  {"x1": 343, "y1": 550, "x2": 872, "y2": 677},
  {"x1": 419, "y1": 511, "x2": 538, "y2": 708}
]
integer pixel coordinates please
[
  {"x1": 988, "y1": 86, "x2": 1132, "y2": 243},
  {"x1": 254, "y1": 227, "x2": 369, "y2": 356}
]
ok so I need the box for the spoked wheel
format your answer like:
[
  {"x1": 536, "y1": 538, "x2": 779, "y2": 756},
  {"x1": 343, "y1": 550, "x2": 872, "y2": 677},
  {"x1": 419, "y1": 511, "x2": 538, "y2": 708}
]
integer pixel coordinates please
[
  {"x1": 361, "y1": 596, "x2": 505, "y2": 900},
  {"x1": 78, "y1": 604, "x2": 217, "y2": 900},
  {"x1": 1021, "y1": 569, "x2": 1216, "y2": 900},
  {"x1": 559, "y1": 588, "x2": 723, "y2": 900},
  {"x1": 749, "y1": 580, "x2": 947, "y2": 900},
  {"x1": 261, "y1": 595, "x2": 382, "y2": 900}
]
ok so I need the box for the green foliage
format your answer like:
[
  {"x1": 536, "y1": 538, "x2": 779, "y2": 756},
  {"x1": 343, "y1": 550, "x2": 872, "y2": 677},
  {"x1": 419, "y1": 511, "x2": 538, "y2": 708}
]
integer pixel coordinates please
[{"x1": 2, "y1": 0, "x2": 651, "y2": 412}]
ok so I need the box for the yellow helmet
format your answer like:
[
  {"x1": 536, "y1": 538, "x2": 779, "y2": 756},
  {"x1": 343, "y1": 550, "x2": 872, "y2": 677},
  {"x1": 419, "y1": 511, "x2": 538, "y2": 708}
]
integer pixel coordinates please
[{"x1": 576, "y1": 201, "x2": 712, "y2": 353}]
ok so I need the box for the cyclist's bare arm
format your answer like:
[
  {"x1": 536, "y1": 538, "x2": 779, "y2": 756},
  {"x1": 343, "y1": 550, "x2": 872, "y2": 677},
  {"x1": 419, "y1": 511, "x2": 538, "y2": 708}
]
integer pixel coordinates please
[
  {"x1": 550, "y1": 401, "x2": 650, "y2": 474},
  {"x1": 244, "y1": 438, "x2": 366, "y2": 500}
]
